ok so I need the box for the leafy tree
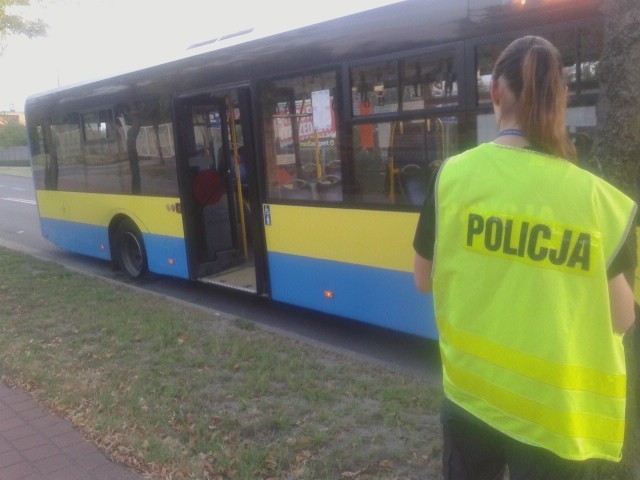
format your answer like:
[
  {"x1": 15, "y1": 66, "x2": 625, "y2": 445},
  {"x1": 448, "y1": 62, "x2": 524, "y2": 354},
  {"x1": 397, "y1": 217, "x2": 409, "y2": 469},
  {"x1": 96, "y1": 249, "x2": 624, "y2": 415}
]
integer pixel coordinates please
[
  {"x1": 593, "y1": 0, "x2": 640, "y2": 478},
  {"x1": 0, "y1": 120, "x2": 27, "y2": 146},
  {"x1": 0, "y1": 0, "x2": 46, "y2": 53}
]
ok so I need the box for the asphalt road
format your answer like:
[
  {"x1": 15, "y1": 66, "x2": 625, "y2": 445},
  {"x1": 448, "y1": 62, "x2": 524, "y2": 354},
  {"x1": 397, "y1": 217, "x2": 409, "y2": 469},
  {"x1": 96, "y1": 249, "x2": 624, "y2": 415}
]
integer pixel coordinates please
[{"x1": 0, "y1": 172, "x2": 441, "y2": 383}]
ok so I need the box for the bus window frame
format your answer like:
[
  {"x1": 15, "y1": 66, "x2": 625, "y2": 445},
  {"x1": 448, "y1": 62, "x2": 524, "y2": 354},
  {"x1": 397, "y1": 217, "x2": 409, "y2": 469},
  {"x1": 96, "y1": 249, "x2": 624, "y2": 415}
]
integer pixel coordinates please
[
  {"x1": 341, "y1": 42, "x2": 467, "y2": 212},
  {"x1": 256, "y1": 65, "x2": 345, "y2": 206},
  {"x1": 467, "y1": 16, "x2": 604, "y2": 109},
  {"x1": 80, "y1": 107, "x2": 116, "y2": 144},
  {"x1": 346, "y1": 41, "x2": 467, "y2": 121}
]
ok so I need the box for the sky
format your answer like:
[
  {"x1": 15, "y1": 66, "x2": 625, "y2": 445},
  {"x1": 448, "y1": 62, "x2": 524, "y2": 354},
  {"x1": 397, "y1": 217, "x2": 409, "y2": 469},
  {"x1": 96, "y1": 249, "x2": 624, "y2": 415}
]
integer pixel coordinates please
[{"x1": 0, "y1": 0, "x2": 403, "y2": 112}]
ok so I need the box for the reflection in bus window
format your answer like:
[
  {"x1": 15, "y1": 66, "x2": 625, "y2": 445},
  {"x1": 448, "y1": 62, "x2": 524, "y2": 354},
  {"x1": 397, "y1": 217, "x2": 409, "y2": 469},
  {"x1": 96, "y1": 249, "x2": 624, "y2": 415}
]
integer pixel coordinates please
[
  {"x1": 28, "y1": 125, "x2": 46, "y2": 190},
  {"x1": 30, "y1": 99, "x2": 179, "y2": 197},
  {"x1": 260, "y1": 70, "x2": 341, "y2": 202},
  {"x1": 49, "y1": 113, "x2": 83, "y2": 193},
  {"x1": 114, "y1": 98, "x2": 178, "y2": 196},
  {"x1": 29, "y1": 117, "x2": 76, "y2": 192},
  {"x1": 403, "y1": 52, "x2": 458, "y2": 110},
  {"x1": 476, "y1": 25, "x2": 604, "y2": 105},
  {"x1": 567, "y1": 106, "x2": 597, "y2": 165},
  {"x1": 476, "y1": 40, "x2": 512, "y2": 105},
  {"x1": 551, "y1": 26, "x2": 603, "y2": 96},
  {"x1": 189, "y1": 106, "x2": 222, "y2": 173},
  {"x1": 82, "y1": 110, "x2": 113, "y2": 142},
  {"x1": 575, "y1": 26, "x2": 602, "y2": 95},
  {"x1": 83, "y1": 110, "x2": 121, "y2": 193},
  {"x1": 352, "y1": 116, "x2": 459, "y2": 207},
  {"x1": 476, "y1": 105, "x2": 597, "y2": 165}
]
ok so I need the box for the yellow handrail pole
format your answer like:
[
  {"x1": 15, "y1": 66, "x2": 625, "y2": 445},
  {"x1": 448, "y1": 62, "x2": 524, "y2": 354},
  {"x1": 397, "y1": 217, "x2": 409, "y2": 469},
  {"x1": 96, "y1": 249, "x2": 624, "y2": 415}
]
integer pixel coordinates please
[{"x1": 227, "y1": 99, "x2": 248, "y2": 260}]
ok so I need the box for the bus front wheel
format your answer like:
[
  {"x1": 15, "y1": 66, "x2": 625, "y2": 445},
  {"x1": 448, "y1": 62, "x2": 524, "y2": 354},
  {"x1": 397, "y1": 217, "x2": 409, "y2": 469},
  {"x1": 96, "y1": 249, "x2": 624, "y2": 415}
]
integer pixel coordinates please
[{"x1": 115, "y1": 219, "x2": 147, "y2": 279}]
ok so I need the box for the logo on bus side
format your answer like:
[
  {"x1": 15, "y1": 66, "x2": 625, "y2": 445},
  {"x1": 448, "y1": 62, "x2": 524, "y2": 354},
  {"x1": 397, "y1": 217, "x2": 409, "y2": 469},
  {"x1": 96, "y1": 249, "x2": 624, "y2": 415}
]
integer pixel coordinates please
[{"x1": 465, "y1": 211, "x2": 600, "y2": 276}]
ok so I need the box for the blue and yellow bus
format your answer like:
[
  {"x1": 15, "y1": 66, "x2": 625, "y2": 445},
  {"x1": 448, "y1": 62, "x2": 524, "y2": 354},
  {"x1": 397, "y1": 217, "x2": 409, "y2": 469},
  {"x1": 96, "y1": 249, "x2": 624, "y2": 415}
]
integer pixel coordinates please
[{"x1": 25, "y1": 0, "x2": 604, "y2": 339}]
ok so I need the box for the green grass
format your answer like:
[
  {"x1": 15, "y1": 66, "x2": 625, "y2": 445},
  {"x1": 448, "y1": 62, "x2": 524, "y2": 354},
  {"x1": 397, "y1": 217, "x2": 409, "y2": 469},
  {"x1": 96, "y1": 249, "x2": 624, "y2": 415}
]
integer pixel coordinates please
[
  {"x1": 3, "y1": 245, "x2": 634, "y2": 479},
  {"x1": 0, "y1": 247, "x2": 444, "y2": 479}
]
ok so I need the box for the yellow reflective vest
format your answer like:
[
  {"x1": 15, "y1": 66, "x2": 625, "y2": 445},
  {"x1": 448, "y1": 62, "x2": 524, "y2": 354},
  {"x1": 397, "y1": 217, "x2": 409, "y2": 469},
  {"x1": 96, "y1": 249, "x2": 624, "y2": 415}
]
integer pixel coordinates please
[{"x1": 433, "y1": 143, "x2": 636, "y2": 461}]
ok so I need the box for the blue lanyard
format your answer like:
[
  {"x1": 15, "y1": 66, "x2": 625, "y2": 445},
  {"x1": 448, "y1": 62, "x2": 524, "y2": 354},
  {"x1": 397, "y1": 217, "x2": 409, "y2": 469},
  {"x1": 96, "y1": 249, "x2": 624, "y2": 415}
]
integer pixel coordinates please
[{"x1": 498, "y1": 129, "x2": 524, "y2": 137}]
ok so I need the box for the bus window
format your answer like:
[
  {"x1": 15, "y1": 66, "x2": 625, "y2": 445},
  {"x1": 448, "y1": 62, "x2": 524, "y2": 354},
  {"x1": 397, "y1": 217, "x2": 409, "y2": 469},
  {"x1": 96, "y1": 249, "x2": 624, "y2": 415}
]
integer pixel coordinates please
[
  {"x1": 82, "y1": 109, "x2": 122, "y2": 194},
  {"x1": 475, "y1": 112, "x2": 497, "y2": 145},
  {"x1": 260, "y1": 70, "x2": 341, "y2": 202},
  {"x1": 82, "y1": 110, "x2": 113, "y2": 142},
  {"x1": 476, "y1": 40, "x2": 511, "y2": 106},
  {"x1": 477, "y1": 104, "x2": 598, "y2": 163},
  {"x1": 51, "y1": 113, "x2": 83, "y2": 193},
  {"x1": 574, "y1": 26, "x2": 602, "y2": 96},
  {"x1": 477, "y1": 25, "x2": 603, "y2": 105},
  {"x1": 352, "y1": 116, "x2": 460, "y2": 207},
  {"x1": 402, "y1": 51, "x2": 458, "y2": 110},
  {"x1": 114, "y1": 99, "x2": 178, "y2": 196},
  {"x1": 567, "y1": 105, "x2": 597, "y2": 165},
  {"x1": 351, "y1": 61, "x2": 399, "y2": 116},
  {"x1": 189, "y1": 106, "x2": 222, "y2": 172},
  {"x1": 29, "y1": 124, "x2": 48, "y2": 190},
  {"x1": 549, "y1": 26, "x2": 603, "y2": 96}
]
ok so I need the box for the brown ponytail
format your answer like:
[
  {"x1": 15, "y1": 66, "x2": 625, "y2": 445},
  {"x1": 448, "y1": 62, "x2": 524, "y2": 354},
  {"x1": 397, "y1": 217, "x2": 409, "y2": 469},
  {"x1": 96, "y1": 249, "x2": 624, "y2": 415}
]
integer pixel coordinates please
[{"x1": 492, "y1": 36, "x2": 576, "y2": 161}]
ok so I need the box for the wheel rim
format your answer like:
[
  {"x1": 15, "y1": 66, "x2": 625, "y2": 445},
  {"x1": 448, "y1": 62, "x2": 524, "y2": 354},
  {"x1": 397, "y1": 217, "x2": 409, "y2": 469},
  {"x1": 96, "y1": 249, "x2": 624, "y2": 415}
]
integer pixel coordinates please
[{"x1": 120, "y1": 231, "x2": 144, "y2": 277}]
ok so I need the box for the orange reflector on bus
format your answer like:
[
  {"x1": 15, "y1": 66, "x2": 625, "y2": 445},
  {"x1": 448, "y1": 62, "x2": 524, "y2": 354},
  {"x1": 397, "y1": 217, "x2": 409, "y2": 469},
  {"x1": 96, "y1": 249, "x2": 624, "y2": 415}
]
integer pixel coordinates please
[
  {"x1": 100, "y1": 245, "x2": 106, "y2": 251},
  {"x1": 324, "y1": 290, "x2": 334, "y2": 299},
  {"x1": 168, "y1": 259, "x2": 175, "y2": 266}
]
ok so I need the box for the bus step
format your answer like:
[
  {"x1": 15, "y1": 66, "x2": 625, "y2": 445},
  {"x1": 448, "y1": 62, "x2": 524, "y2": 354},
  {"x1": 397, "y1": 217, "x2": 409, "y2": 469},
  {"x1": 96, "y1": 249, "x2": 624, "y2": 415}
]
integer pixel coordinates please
[{"x1": 199, "y1": 264, "x2": 257, "y2": 293}]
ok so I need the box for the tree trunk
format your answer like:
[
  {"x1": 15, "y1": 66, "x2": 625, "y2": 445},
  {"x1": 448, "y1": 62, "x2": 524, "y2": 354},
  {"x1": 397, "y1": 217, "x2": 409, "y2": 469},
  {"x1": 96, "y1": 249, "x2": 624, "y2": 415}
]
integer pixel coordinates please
[
  {"x1": 594, "y1": 1, "x2": 640, "y2": 478},
  {"x1": 127, "y1": 115, "x2": 142, "y2": 195},
  {"x1": 153, "y1": 125, "x2": 165, "y2": 165}
]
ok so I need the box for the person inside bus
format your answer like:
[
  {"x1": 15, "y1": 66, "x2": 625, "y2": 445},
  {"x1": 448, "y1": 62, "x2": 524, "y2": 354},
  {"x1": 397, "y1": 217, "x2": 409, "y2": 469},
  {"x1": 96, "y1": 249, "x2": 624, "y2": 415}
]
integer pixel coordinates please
[
  {"x1": 189, "y1": 145, "x2": 214, "y2": 172},
  {"x1": 413, "y1": 36, "x2": 636, "y2": 480},
  {"x1": 232, "y1": 146, "x2": 248, "y2": 189}
]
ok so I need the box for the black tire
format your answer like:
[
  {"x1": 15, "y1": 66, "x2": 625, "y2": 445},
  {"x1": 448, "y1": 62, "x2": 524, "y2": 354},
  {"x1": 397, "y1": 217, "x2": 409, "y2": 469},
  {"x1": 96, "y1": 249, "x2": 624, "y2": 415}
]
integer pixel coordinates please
[{"x1": 114, "y1": 219, "x2": 147, "y2": 279}]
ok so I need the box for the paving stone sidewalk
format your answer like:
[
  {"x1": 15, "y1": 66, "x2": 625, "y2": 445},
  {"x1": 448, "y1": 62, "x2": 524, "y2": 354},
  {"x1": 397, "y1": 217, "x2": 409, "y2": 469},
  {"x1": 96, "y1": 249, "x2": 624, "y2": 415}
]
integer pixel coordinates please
[{"x1": 0, "y1": 382, "x2": 144, "y2": 480}]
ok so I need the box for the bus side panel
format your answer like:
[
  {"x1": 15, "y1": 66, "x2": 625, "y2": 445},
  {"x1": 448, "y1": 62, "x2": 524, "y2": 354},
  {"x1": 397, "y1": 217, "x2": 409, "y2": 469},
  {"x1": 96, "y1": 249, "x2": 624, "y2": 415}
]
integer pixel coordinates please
[
  {"x1": 268, "y1": 252, "x2": 436, "y2": 339},
  {"x1": 36, "y1": 190, "x2": 190, "y2": 279},
  {"x1": 263, "y1": 205, "x2": 437, "y2": 339},
  {"x1": 143, "y1": 233, "x2": 189, "y2": 278},
  {"x1": 40, "y1": 217, "x2": 111, "y2": 261}
]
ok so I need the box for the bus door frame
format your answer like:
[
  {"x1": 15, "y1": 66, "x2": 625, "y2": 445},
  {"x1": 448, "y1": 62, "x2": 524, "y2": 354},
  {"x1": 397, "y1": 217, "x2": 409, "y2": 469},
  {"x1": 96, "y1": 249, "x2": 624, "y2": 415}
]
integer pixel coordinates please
[
  {"x1": 173, "y1": 86, "x2": 268, "y2": 295},
  {"x1": 235, "y1": 86, "x2": 269, "y2": 297}
]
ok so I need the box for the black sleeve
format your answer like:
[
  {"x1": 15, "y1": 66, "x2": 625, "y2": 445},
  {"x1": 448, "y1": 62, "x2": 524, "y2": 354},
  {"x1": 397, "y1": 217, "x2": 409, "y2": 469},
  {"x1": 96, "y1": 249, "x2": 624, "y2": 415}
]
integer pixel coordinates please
[
  {"x1": 413, "y1": 167, "x2": 438, "y2": 260},
  {"x1": 607, "y1": 236, "x2": 634, "y2": 280}
]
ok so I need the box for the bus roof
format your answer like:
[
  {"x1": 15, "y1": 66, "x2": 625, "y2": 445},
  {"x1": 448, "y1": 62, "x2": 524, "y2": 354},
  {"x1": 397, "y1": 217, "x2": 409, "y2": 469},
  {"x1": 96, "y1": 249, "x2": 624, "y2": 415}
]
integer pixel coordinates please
[{"x1": 25, "y1": 0, "x2": 601, "y2": 114}]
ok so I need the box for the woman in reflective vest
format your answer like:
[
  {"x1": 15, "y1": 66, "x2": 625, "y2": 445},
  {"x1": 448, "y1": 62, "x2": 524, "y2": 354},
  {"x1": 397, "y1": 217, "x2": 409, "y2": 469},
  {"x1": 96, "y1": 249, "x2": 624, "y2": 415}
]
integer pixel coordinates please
[{"x1": 413, "y1": 36, "x2": 636, "y2": 480}]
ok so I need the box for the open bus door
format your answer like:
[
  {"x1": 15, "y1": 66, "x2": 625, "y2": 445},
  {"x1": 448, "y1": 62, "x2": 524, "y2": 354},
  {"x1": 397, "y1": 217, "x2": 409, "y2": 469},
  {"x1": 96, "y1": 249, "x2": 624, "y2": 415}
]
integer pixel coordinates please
[{"x1": 175, "y1": 89, "x2": 258, "y2": 292}]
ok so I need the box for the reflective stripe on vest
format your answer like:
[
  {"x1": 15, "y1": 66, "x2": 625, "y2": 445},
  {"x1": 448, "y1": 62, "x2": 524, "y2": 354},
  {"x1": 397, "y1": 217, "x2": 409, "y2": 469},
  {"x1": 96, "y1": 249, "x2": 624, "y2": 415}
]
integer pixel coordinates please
[{"x1": 433, "y1": 143, "x2": 637, "y2": 461}]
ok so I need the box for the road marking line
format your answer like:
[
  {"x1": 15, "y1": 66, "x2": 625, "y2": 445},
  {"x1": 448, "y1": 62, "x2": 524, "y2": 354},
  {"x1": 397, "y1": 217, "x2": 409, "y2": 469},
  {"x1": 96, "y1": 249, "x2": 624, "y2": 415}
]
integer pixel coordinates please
[{"x1": 1, "y1": 197, "x2": 36, "y2": 205}]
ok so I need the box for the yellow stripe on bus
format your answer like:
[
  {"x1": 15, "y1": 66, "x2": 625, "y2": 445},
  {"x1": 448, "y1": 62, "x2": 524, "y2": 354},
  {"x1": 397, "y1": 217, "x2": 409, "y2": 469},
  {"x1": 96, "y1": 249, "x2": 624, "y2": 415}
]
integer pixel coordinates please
[
  {"x1": 264, "y1": 204, "x2": 418, "y2": 272},
  {"x1": 36, "y1": 190, "x2": 184, "y2": 238}
]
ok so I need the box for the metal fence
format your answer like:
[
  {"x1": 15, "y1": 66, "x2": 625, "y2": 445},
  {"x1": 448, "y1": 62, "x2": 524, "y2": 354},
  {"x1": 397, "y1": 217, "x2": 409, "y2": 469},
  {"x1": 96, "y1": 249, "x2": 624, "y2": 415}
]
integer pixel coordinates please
[{"x1": 0, "y1": 146, "x2": 31, "y2": 166}]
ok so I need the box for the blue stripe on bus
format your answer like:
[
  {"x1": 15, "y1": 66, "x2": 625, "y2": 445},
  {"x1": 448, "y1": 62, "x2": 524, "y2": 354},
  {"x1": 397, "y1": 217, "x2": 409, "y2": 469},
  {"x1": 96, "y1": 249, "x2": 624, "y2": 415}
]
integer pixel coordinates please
[
  {"x1": 267, "y1": 251, "x2": 437, "y2": 339},
  {"x1": 40, "y1": 218, "x2": 190, "y2": 279},
  {"x1": 143, "y1": 234, "x2": 189, "y2": 279},
  {"x1": 41, "y1": 217, "x2": 111, "y2": 260}
]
